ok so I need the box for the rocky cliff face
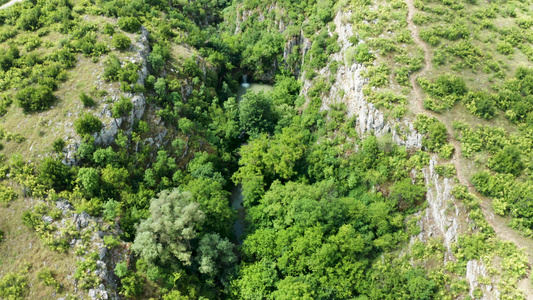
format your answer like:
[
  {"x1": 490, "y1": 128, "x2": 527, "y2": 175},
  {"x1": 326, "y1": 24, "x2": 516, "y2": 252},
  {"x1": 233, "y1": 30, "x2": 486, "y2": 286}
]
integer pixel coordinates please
[
  {"x1": 234, "y1": 4, "x2": 311, "y2": 81},
  {"x1": 40, "y1": 199, "x2": 128, "y2": 300},
  {"x1": 299, "y1": 10, "x2": 501, "y2": 298},
  {"x1": 301, "y1": 11, "x2": 422, "y2": 150},
  {"x1": 63, "y1": 26, "x2": 151, "y2": 166},
  {"x1": 418, "y1": 158, "x2": 465, "y2": 255},
  {"x1": 96, "y1": 26, "x2": 150, "y2": 146}
]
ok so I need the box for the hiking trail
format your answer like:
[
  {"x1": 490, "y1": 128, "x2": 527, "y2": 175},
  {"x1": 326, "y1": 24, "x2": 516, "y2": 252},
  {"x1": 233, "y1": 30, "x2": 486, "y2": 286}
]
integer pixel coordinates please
[
  {"x1": 0, "y1": 0, "x2": 24, "y2": 10},
  {"x1": 405, "y1": 0, "x2": 533, "y2": 295}
]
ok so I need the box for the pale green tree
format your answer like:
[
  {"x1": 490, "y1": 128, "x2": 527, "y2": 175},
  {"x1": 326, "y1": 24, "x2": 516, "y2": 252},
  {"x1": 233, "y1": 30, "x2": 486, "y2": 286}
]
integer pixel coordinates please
[
  {"x1": 132, "y1": 189, "x2": 205, "y2": 266},
  {"x1": 196, "y1": 233, "x2": 237, "y2": 277}
]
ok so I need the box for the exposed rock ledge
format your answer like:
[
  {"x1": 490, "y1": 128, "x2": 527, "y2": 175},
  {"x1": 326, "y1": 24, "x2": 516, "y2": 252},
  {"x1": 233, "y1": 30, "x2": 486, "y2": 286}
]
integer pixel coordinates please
[
  {"x1": 300, "y1": 11, "x2": 422, "y2": 150},
  {"x1": 95, "y1": 25, "x2": 150, "y2": 146},
  {"x1": 63, "y1": 26, "x2": 151, "y2": 166},
  {"x1": 299, "y1": 10, "x2": 497, "y2": 298}
]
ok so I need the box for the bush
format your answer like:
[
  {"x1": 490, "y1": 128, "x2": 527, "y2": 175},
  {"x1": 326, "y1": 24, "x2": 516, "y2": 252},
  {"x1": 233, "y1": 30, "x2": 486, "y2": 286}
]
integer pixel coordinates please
[
  {"x1": 17, "y1": 8, "x2": 40, "y2": 31},
  {"x1": 118, "y1": 63, "x2": 139, "y2": 85},
  {"x1": 353, "y1": 43, "x2": 374, "y2": 63},
  {"x1": 114, "y1": 261, "x2": 128, "y2": 278},
  {"x1": 390, "y1": 178, "x2": 426, "y2": 210},
  {"x1": 0, "y1": 271, "x2": 28, "y2": 300},
  {"x1": 120, "y1": 273, "x2": 144, "y2": 297},
  {"x1": 15, "y1": 86, "x2": 56, "y2": 113},
  {"x1": 77, "y1": 167, "x2": 100, "y2": 195},
  {"x1": 104, "y1": 235, "x2": 121, "y2": 249},
  {"x1": 414, "y1": 115, "x2": 449, "y2": 153},
  {"x1": 0, "y1": 186, "x2": 17, "y2": 203},
  {"x1": 365, "y1": 64, "x2": 391, "y2": 87},
  {"x1": 38, "y1": 157, "x2": 74, "y2": 191},
  {"x1": 74, "y1": 114, "x2": 103, "y2": 136},
  {"x1": 103, "y1": 55, "x2": 121, "y2": 81},
  {"x1": 79, "y1": 92, "x2": 96, "y2": 107},
  {"x1": 0, "y1": 229, "x2": 4, "y2": 243},
  {"x1": 418, "y1": 74, "x2": 467, "y2": 112},
  {"x1": 104, "y1": 23, "x2": 114, "y2": 35},
  {"x1": 117, "y1": 17, "x2": 141, "y2": 32},
  {"x1": 488, "y1": 145, "x2": 524, "y2": 176},
  {"x1": 424, "y1": 122, "x2": 448, "y2": 152},
  {"x1": 497, "y1": 41, "x2": 514, "y2": 55},
  {"x1": 463, "y1": 91, "x2": 496, "y2": 119},
  {"x1": 149, "y1": 43, "x2": 171, "y2": 72},
  {"x1": 52, "y1": 138, "x2": 66, "y2": 153},
  {"x1": 112, "y1": 96, "x2": 133, "y2": 118},
  {"x1": 37, "y1": 268, "x2": 61, "y2": 292},
  {"x1": 75, "y1": 256, "x2": 99, "y2": 290},
  {"x1": 112, "y1": 33, "x2": 131, "y2": 50},
  {"x1": 102, "y1": 199, "x2": 121, "y2": 220}
]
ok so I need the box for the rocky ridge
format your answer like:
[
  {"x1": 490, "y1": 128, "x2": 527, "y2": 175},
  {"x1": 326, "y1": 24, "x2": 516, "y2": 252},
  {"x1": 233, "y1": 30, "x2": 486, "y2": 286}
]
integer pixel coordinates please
[
  {"x1": 301, "y1": 11, "x2": 422, "y2": 150},
  {"x1": 63, "y1": 26, "x2": 151, "y2": 166},
  {"x1": 298, "y1": 9, "x2": 503, "y2": 298},
  {"x1": 43, "y1": 199, "x2": 127, "y2": 300}
]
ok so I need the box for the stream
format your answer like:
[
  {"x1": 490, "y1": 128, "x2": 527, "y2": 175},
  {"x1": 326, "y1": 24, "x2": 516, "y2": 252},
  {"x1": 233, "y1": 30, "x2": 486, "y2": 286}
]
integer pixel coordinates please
[{"x1": 230, "y1": 76, "x2": 273, "y2": 243}]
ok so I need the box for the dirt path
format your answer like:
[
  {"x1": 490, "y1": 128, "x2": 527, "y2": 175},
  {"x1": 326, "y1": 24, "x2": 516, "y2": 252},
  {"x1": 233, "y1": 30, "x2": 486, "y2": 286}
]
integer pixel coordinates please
[
  {"x1": 405, "y1": 0, "x2": 533, "y2": 296},
  {"x1": 406, "y1": 0, "x2": 433, "y2": 116},
  {"x1": 0, "y1": 0, "x2": 23, "y2": 9}
]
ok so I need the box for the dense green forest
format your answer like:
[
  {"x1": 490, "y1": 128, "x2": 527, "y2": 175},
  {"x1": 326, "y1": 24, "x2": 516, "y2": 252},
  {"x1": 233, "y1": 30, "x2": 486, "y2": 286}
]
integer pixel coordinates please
[{"x1": 0, "y1": 0, "x2": 533, "y2": 299}]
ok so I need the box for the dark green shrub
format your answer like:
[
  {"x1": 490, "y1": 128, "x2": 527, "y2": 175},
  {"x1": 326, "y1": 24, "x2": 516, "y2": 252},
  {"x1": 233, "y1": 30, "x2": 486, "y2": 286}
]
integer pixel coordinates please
[
  {"x1": 79, "y1": 92, "x2": 96, "y2": 107},
  {"x1": 354, "y1": 43, "x2": 374, "y2": 63},
  {"x1": 419, "y1": 74, "x2": 468, "y2": 112},
  {"x1": 488, "y1": 145, "x2": 524, "y2": 176},
  {"x1": 38, "y1": 157, "x2": 74, "y2": 191},
  {"x1": 0, "y1": 28, "x2": 17, "y2": 43},
  {"x1": 17, "y1": 8, "x2": 40, "y2": 31},
  {"x1": 52, "y1": 138, "x2": 65, "y2": 153},
  {"x1": 508, "y1": 99, "x2": 533, "y2": 123},
  {"x1": 74, "y1": 114, "x2": 103, "y2": 136},
  {"x1": 447, "y1": 41, "x2": 483, "y2": 68},
  {"x1": 15, "y1": 86, "x2": 56, "y2": 113},
  {"x1": 120, "y1": 273, "x2": 144, "y2": 297},
  {"x1": 0, "y1": 45, "x2": 19, "y2": 71},
  {"x1": 463, "y1": 91, "x2": 496, "y2": 119},
  {"x1": 112, "y1": 96, "x2": 133, "y2": 118},
  {"x1": 390, "y1": 178, "x2": 426, "y2": 210},
  {"x1": 421, "y1": 74, "x2": 467, "y2": 99},
  {"x1": 112, "y1": 33, "x2": 131, "y2": 50},
  {"x1": 415, "y1": 115, "x2": 449, "y2": 153},
  {"x1": 104, "y1": 23, "x2": 114, "y2": 35},
  {"x1": 103, "y1": 55, "x2": 121, "y2": 81},
  {"x1": 149, "y1": 43, "x2": 170, "y2": 72},
  {"x1": 424, "y1": 122, "x2": 448, "y2": 152},
  {"x1": 117, "y1": 17, "x2": 141, "y2": 32},
  {"x1": 118, "y1": 63, "x2": 139, "y2": 84}
]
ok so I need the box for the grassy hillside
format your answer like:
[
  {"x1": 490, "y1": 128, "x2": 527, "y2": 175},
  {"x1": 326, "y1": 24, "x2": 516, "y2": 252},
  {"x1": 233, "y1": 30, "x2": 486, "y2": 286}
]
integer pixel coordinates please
[{"x1": 1, "y1": 0, "x2": 533, "y2": 299}]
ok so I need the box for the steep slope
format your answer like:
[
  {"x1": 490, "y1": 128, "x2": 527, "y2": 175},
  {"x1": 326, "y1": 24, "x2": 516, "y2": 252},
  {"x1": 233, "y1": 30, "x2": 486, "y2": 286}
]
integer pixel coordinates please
[
  {"x1": 1, "y1": 0, "x2": 533, "y2": 299},
  {"x1": 297, "y1": 2, "x2": 533, "y2": 298}
]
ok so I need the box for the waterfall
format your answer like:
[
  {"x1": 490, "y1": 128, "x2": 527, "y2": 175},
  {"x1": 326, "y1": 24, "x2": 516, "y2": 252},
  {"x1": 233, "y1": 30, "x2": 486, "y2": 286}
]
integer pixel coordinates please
[{"x1": 241, "y1": 75, "x2": 250, "y2": 88}]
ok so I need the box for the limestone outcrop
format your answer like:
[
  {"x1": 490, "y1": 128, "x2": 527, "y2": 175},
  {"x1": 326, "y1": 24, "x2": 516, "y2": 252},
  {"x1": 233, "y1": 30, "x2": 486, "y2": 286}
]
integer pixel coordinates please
[{"x1": 63, "y1": 26, "x2": 150, "y2": 166}]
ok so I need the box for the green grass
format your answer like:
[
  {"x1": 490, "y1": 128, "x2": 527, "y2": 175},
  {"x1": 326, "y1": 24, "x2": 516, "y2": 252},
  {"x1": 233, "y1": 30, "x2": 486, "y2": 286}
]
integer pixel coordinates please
[{"x1": 0, "y1": 198, "x2": 78, "y2": 299}]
